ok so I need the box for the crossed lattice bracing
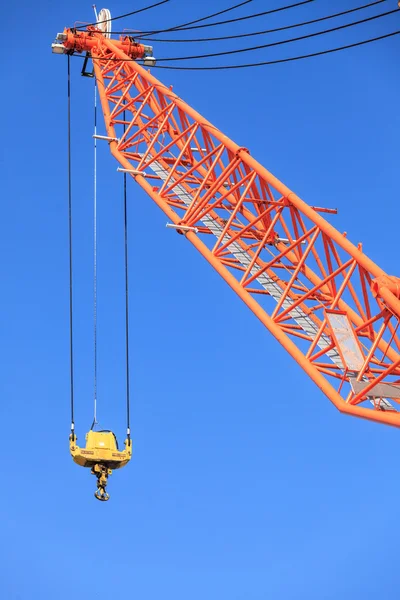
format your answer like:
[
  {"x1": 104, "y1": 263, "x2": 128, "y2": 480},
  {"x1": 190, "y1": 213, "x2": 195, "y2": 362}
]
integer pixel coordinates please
[{"x1": 85, "y1": 33, "x2": 400, "y2": 427}]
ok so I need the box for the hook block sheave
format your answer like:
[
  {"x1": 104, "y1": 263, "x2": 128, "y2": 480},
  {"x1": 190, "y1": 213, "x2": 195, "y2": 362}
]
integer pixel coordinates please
[{"x1": 54, "y1": 21, "x2": 400, "y2": 428}]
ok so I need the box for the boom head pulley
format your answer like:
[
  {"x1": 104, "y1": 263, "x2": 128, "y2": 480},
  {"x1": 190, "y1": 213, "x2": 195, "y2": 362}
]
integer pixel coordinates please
[
  {"x1": 51, "y1": 7, "x2": 156, "y2": 66},
  {"x1": 95, "y1": 8, "x2": 112, "y2": 38}
]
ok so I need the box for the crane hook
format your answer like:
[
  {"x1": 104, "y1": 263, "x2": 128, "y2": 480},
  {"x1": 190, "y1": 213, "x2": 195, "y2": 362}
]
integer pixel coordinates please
[{"x1": 91, "y1": 464, "x2": 111, "y2": 501}]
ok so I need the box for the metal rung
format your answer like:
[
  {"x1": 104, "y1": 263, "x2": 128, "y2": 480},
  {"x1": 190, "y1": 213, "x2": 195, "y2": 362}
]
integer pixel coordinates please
[
  {"x1": 166, "y1": 223, "x2": 198, "y2": 233},
  {"x1": 117, "y1": 168, "x2": 147, "y2": 176},
  {"x1": 93, "y1": 134, "x2": 119, "y2": 142},
  {"x1": 277, "y1": 237, "x2": 307, "y2": 246}
]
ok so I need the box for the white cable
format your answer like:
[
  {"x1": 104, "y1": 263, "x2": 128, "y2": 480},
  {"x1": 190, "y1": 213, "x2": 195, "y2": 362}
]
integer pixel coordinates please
[{"x1": 93, "y1": 81, "x2": 98, "y2": 427}]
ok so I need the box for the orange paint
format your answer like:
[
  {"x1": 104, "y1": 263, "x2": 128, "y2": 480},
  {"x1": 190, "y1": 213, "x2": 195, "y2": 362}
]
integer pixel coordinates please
[{"x1": 56, "y1": 30, "x2": 400, "y2": 428}]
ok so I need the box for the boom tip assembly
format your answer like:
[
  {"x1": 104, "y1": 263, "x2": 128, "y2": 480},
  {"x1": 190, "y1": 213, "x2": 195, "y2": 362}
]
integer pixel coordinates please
[{"x1": 51, "y1": 7, "x2": 156, "y2": 66}]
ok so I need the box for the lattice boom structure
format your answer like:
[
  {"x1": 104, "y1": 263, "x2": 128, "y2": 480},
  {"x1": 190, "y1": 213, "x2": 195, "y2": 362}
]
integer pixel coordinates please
[{"x1": 54, "y1": 26, "x2": 400, "y2": 428}]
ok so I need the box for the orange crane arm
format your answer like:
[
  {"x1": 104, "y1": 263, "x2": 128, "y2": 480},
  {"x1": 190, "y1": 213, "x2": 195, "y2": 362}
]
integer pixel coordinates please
[{"x1": 53, "y1": 26, "x2": 400, "y2": 428}]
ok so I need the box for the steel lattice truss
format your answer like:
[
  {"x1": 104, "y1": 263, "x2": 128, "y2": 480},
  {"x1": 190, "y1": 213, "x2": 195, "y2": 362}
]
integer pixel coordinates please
[{"x1": 67, "y1": 30, "x2": 400, "y2": 427}]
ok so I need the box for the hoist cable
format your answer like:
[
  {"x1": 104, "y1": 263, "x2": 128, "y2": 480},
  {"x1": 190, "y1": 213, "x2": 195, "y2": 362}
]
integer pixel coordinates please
[
  {"x1": 136, "y1": 0, "x2": 255, "y2": 37},
  {"x1": 79, "y1": 0, "x2": 255, "y2": 34},
  {"x1": 129, "y1": 0, "x2": 386, "y2": 43},
  {"x1": 123, "y1": 110, "x2": 131, "y2": 442},
  {"x1": 75, "y1": 0, "x2": 171, "y2": 29},
  {"x1": 153, "y1": 28, "x2": 400, "y2": 69},
  {"x1": 67, "y1": 55, "x2": 75, "y2": 436},
  {"x1": 155, "y1": 6, "x2": 398, "y2": 62},
  {"x1": 135, "y1": 0, "x2": 315, "y2": 37},
  {"x1": 71, "y1": 24, "x2": 400, "y2": 69},
  {"x1": 92, "y1": 81, "x2": 98, "y2": 429}
]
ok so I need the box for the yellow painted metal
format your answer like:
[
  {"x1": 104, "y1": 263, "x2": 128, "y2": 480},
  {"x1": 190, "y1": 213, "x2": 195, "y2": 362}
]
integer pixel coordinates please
[{"x1": 70, "y1": 430, "x2": 132, "y2": 501}]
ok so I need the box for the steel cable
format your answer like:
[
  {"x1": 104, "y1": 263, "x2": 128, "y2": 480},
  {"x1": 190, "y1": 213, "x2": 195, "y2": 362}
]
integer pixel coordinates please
[
  {"x1": 153, "y1": 28, "x2": 400, "y2": 69},
  {"x1": 155, "y1": 6, "x2": 398, "y2": 62},
  {"x1": 92, "y1": 81, "x2": 98, "y2": 429},
  {"x1": 128, "y1": 0, "x2": 386, "y2": 43},
  {"x1": 75, "y1": 0, "x2": 171, "y2": 29},
  {"x1": 123, "y1": 111, "x2": 132, "y2": 442},
  {"x1": 67, "y1": 55, "x2": 75, "y2": 436},
  {"x1": 137, "y1": 0, "x2": 315, "y2": 37}
]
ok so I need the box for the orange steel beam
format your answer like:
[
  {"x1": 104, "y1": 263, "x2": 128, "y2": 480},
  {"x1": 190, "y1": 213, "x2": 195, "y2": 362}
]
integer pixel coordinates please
[
  {"x1": 55, "y1": 29, "x2": 400, "y2": 428},
  {"x1": 59, "y1": 27, "x2": 149, "y2": 60}
]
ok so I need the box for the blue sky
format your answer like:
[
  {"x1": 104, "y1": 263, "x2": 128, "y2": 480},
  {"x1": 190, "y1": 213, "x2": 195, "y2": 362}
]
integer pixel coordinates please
[{"x1": 2, "y1": 1, "x2": 400, "y2": 598}]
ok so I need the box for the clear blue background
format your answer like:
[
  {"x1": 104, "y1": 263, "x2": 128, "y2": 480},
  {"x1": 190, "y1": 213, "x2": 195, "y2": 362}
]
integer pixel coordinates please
[{"x1": 1, "y1": 1, "x2": 400, "y2": 598}]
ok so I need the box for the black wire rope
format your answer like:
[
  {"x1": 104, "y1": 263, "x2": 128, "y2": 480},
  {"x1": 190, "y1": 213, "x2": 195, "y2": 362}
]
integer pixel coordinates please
[
  {"x1": 136, "y1": 0, "x2": 255, "y2": 37},
  {"x1": 70, "y1": 26, "x2": 400, "y2": 69},
  {"x1": 153, "y1": 0, "x2": 254, "y2": 31},
  {"x1": 136, "y1": 0, "x2": 315, "y2": 37},
  {"x1": 76, "y1": 0, "x2": 171, "y2": 29},
  {"x1": 153, "y1": 28, "x2": 400, "y2": 69},
  {"x1": 123, "y1": 111, "x2": 132, "y2": 443},
  {"x1": 91, "y1": 81, "x2": 98, "y2": 430},
  {"x1": 67, "y1": 55, "x2": 75, "y2": 437},
  {"x1": 156, "y1": 6, "x2": 398, "y2": 62},
  {"x1": 128, "y1": 0, "x2": 386, "y2": 43}
]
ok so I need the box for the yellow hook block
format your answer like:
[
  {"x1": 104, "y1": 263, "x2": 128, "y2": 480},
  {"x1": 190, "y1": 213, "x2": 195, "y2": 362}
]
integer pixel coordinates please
[{"x1": 70, "y1": 430, "x2": 132, "y2": 501}]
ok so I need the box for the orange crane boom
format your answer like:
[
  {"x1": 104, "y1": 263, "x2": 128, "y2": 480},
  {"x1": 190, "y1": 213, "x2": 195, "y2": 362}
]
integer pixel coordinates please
[{"x1": 52, "y1": 22, "x2": 400, "y2": 428}]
